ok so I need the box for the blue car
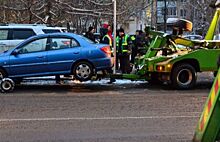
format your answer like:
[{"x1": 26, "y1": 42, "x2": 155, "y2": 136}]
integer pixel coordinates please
[{"x1": 0, "y1": 33, "x2": 113, "y2": 82}]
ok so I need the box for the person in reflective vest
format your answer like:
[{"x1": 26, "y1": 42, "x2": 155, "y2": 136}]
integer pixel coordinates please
[
  {"x1": 101, "y1": 26, "x2": 113, "y2": 55},
  {"x1": 102, "y1": 33, "x2": 112, "y2": 47},
  {"x1": 102, "y1": 24, "x2": 113, "y2": 47},
  {"x1": 116, "y1": 28, "x2": 132, "y2": 73}
]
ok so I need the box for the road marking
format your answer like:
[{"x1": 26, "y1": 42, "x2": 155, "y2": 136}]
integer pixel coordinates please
[{"x1": 0, "y1": 115, "x2": 199, "y2": 122}]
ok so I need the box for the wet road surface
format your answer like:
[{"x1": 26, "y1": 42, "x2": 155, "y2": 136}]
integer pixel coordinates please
[{"x1": 0, "y1": 73, "x2": 214, "y2": 142}]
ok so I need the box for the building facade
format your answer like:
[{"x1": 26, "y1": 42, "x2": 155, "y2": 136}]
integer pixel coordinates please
[
  {"x1": 121, "y1": 0, "x2": 214, "y2": 35},
  {"x1": 156, "y1": 0, "x2": 215, "y2": 35},
  {"x1": 156, "y1": 0, "x2": 192, "y2": 33}
]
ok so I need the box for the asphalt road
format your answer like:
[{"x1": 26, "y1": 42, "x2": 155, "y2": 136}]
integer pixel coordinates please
[{"x1": 0, "y1": 73, "x2": 214, "y2": 142}]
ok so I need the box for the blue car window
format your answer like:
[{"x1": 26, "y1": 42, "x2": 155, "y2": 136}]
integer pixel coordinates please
[
  {"x1": 49, "y1": 38, "x2": 79, "y2": 50},
  {"x1": 19, "y1": 38, "x2": 47, "y2": 54},
  {"x1": 71, "y1": 39, "x2": 79, "y2": 47}
]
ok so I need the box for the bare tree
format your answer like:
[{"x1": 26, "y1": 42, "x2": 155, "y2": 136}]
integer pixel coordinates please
[
  {"x1": 187, "y1": 0, "x2": 215, "y2": 35},
  {"x1": 0, "y1": 0, "x2": 150, "y2": 33}
]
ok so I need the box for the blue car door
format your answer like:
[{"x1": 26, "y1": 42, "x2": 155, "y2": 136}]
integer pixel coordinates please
[
  {"x1": 47, "y1": 37, "x2": 81, "y2": 74},
  {"x1": 9, "y1": 37, "x2": 48, "y2": 77}
]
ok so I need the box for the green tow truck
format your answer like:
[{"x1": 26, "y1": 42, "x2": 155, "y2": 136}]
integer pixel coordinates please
[{"x1": 111, "y1": 2, "x2": 220, "y2": 89}]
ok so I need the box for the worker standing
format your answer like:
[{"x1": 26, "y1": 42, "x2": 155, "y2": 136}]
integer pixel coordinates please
[
  {"x1": 116, "y1": 28, "x2": 132, "y2": 73},
  {"x1": 101, "y1": 25, "x2": 116, "y2": 83},
  {"x1": 102, "y1": 26, "x2": 113, "y2": 48},
  {"x1": 130, "y1": 31, "x2": 137, "y2": 64}
]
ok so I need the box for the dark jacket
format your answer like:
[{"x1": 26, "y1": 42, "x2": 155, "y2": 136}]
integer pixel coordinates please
[
  {"x1": 102, "y1": 36, "x2": 110, "y2": 45},
  {"x1": 116, "y1": 34, "x2": 132, "y2": 55},
  {"x1": 85, "y1": 32, "x2": 96, "y2": 42}
]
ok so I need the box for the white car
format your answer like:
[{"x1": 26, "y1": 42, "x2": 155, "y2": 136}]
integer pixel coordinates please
[{"x1": 0, "y1": 24, "x2": 64, "y2": 52}]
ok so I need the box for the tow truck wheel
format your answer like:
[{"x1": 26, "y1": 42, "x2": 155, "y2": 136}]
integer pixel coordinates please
[
  {"x1": 73, "y1": 61, "x2": 94, "y2": 82},
  {"x1": 0, "y1": 78, "x2": 15, "y2": 93},
  {"x1": 171, "y1": 63, "x2": 196, "y2": 89}
]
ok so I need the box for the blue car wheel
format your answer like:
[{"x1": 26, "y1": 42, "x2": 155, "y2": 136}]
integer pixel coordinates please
[
  {"x1": 73, "y1": 61, "x2": 94, "y2": 82},
  {"x1": 0, "y1": 78, "x2": 15, "y2": 93}
]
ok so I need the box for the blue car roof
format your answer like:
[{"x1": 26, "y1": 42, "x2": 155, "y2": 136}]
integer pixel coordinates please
[
  {"x1": 16, "y1": 32, "x2": 93, "y2": 48},
  {"x1": 31, "y1": 32, "x2": 78, "y2": 38}
]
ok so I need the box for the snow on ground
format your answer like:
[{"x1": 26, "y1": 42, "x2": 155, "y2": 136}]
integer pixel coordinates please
[
  {"x1": 20, "y1": 72, "x2": 214, "y2": 86},
  {"x1": 22, "y1": 77, "x2": 147, "y2": 85},
  {"x1": 80, "y1": 79, "x2": 147, "y2": 85}
]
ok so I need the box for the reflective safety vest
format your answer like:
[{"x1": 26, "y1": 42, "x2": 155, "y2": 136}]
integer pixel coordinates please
[
  {"x1": 131, "y1": 35, "x2": 135, "y2": 41},
  {"x1": 102, "y1": 34, "x2": 112, "y2": 47},
  {"x1": 116, "y1": 34, "x2": 129, "y2": 53}
]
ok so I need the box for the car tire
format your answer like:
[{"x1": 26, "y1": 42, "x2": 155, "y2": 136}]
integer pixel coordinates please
[
  {"x1": 171, "y1": 63, "x2": 196, "y2": 89},
  {"x1": 0, "y1": 78, "x2": 15, "y2": 93},
  {"x1": 73, "y1": 61, "x2": 94, "y2": 82}
]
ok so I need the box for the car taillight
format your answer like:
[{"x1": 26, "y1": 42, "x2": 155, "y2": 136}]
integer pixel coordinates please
[{"x1": 100, "y1": 46, "x2": 111, "y2": 57}]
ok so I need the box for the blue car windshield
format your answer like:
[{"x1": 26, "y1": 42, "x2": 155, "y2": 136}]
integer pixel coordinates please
[{"x1": 79, "y1": 35, "x2": 95, "y2": 44}]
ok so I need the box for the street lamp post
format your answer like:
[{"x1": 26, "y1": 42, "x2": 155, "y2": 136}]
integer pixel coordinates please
[
  {"x1": 113, "y1": 0, "x2": 117, "y2": 74},
  {"x1": 164, "y1": 0, "x2": 167, "y2": 32}
]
